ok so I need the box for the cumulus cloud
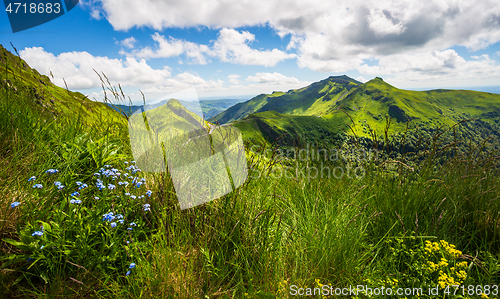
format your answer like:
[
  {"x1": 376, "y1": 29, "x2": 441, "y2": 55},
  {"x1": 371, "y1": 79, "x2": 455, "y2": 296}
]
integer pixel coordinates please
[
  {"x1": 124, "y1": 29, "x2": 295, "y2": 67},
  {"x1": 85, "y1": 0, "x2": 324, "y2": 30},
  {"x1": 18, "y1": 47, "x2": 224, "y2": 102},
  {"x1": 359, "y1": 50, "x2": 500, "y2": 87},
  {"x1": 246, "y1": 72, "x2": 300, "y2": 84},
  {"x1": 20, "y1": 47, "x2": 172, "y2": 90},
  {"x1": 120, "y1": 37, "x2": 137, "y2": 49},
  {"x1": 86, "y1": 0, "x2": 500, "y2": 74},
  {"x1": 125, "y1": 33, "x2": 210, "y2": 65},
  {"x1": 211, "y1": 28, "x2": 296, "y2": 67},
  {"x1": 228, "y1": 74, "x2": 241, "y2": 85}
]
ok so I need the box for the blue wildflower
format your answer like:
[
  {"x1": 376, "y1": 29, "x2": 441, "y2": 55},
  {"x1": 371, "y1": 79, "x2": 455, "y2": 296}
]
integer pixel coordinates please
[
  {"x1": 126, "y1": 270, "x2": 131, "y2": 276},
  {"x1": 93, "y1": 172, "x2": 100, "y2": 176},
  {"x1": 110, "y1": 222, "x2": 117, "y2": 228},
  {"x1": 146, "y1": 190, "x2": 152, "y2": 197},
  {"x1": 125, "y1": 192, "x2": 130, "y2": 196},
  {"x1": 127, "y1": 227, "x2": 133, "y2": 231},
  {"x1": 94, "y1": 196, "x2": 100, "y2": 200},
  {"x1": 45, "y1": 169, "x2": 58, "y2": 174},
  {"x1": 10, "y1": 201, "x2": 21, "y2": 208},
  {"x1": 40, "y1": 245, "x2": 44, "y2": 249},
  {"x1": 108, "y1": 184, "x2": 116, "y2": 190},
  {"x1": 78, "y1": 183, "x2": 88, "y2": 190},
  {"x1": 116, "y1": 214, "x2": 124, "y2": 219},
  {"x1": 129, "y1": 263, "x2": 136, "y2": 269},
  {"x1": 140, "y1": 178, "x2": 146, "y2": 182},
  {"x1": 71, "y1": 191, "x2": 80, "y2": 197},
  {"x1": 54, "y1": 181, "x2": 65, "y2": 189},
  {"x1": 124, "y1": 161, "x2": 129, "y2": 165},
  {"x1": 70, "y1": 199, "x2": 82, "y2": 204},
  {"x1": 135, "y1": 182, "x2": 143, "y2": 188},
  {"x1": 118, "y1": 219, "x2": 124, "y2": 224},
  {"x1": 143, "y1": 204, "x2": 151, "y2": 212},
  {"x1": 32, "y1": 184, "x2": 43, "y2": 189},
  {"x1": 28, "y1": 176, "x2": 36, "y2": 182},
  {"x1": 32, "y1": 231, "x2": 43, "y2": 237},
  {"x1": 76, "y1": 181, "x2": 82, "y2": 186},
  {"x1": 102, "y1": 212, "x2": 115, "y2": 222},
  {"x1": 130, "y1": 195, "x2": 137, "y2": 199},
  {"x1": 129, "y1": 222, "x2": 137, "y2": 227}
]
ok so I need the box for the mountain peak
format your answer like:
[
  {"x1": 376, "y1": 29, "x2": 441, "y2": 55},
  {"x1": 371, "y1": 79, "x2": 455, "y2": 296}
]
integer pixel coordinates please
[{"x1": 323, "y1": 75, "x2": 361, "y2": 85}]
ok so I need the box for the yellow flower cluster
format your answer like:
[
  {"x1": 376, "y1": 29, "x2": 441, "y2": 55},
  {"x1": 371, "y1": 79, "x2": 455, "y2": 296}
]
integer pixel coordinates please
[
  {"x1": 423, "y1": 240, "x2": 468, "y2": 289},
  {"x1": 438, "y1": 270, "x2": 460, "y2": 289},
  {"x1": 425, "y1": 240, "x2": 462, "y2": 258}
]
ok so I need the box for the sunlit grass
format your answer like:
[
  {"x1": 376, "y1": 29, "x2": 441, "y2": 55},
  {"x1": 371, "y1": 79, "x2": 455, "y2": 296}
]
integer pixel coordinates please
[{"x1": 1, "y1": 47, "x2": 500, "y2": 298}]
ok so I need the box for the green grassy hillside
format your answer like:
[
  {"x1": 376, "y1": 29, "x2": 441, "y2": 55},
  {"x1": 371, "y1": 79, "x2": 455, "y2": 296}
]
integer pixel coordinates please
[
  {"x1": 0, "y1": 45, "x2": 124, "y2": 128},
  {"x1": 328, "y1": 77, "x2": 500, "y2": 137},
  {"x1": 223, "y1": 75, "x2": 500, "y2": 153},
  {"x1": 2, "y1": 45, "x2": 500, "y2": 299},
  {"x1": 233, "y1": 111, "x2": 345, "y2": 147},
  {"x1": 212, "y1": 75, "x2": 361, "y2": 124}
]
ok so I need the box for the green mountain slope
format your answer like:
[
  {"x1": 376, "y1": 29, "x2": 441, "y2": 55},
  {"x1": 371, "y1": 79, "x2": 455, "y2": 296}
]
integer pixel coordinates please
[
  {"x1": 229, "y1": 76, "x2": 500, "y2": 152},
  {"x1": 233, "y1": 111, "x2": 345, "y2": 147},
  {"x1": 212, "y1": 75, "x2": 361, "y2": 124},
  {"x1": 0, "y1": 44, "x2": 124, "y2": 127},
  {"x1": 326, "y1": 77, "x2": 500, "y2": 137}
]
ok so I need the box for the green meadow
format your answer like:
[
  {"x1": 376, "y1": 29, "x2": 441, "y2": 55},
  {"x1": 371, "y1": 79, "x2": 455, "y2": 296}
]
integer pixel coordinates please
[{"x1": 1, "y1": 45, "x2": 500, "y2": 299}]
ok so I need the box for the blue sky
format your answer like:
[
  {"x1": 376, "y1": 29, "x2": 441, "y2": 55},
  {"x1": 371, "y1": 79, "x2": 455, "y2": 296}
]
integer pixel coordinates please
[{"x1": 2, "y1": 0, "x2": 500, "y2": 104}]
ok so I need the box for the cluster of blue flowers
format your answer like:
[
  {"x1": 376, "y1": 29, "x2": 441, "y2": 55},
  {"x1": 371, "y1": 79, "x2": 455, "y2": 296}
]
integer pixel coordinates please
[
  {"x1": 11, "y1": 162, "x2": 153, "y2": 277},
  {"x1": 54, "y1": 181, "x2": 65, "y2": 190},
  {"x1": 102, "y1": 211, "x2": 138, "y2": 231}
]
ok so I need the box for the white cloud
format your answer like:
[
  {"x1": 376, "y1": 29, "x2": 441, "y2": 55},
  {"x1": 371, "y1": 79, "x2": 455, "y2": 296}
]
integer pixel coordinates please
[
  {"x1": 120, "y1": 37, "x2": 137, "y2": 49},
  {"x1": 85, "y1": 0, "x2": 500, "y2": 81},
  {"x1": 246, "y1": 72, "x2": 300, "y2": 84},
  {"x1": 358, "y1": 50, "x2": 500, "y2": 88},
  {"x1": 124, "y1": 29, "x2": 295, "y2": 67},
  {"x1": 86, "y1": 0, "x2": 324, "y2": 30},
  {"x1": 211, "y1": 28, "x2": 295, "y2": 67},
  {"x1": 359, "y1": 50, "x2": 467, "y2": 75},
  {"x1": 18, "y1": 47, "x2": 224, "y2": 102},
  {"x1": 228, "y1": 74, "x2": 241, "y2": 85},
  {"x1": 355, "y1": 76, "x2": 367, "y2": 83},
  {"x1": 126, "y1": 33, "x2": 210, "y2": 65},
  {"x1": 20, "y1": 47, "x2": 172, "y2": 90}
]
